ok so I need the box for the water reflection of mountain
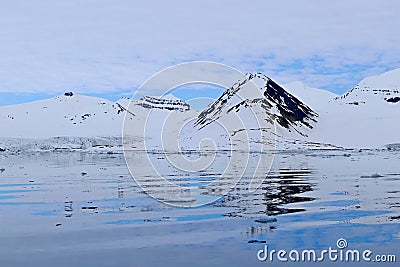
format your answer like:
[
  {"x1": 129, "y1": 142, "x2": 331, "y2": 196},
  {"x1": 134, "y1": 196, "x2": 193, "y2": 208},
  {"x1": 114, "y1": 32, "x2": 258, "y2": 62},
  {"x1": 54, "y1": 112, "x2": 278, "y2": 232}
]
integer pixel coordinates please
[
  {"x1": 264, "y1": 169, "x2": 315, "y2": 215},
  {"x1": 220, "y1": 169, "x2": 315, "y2": 217}
]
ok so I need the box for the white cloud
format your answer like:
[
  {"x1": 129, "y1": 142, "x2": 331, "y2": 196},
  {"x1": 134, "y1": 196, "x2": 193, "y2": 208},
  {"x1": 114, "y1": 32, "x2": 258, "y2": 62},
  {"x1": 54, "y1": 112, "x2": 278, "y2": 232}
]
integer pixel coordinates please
[{"x1": 0, "y1": 0, "x2": 399, "y2": 95}]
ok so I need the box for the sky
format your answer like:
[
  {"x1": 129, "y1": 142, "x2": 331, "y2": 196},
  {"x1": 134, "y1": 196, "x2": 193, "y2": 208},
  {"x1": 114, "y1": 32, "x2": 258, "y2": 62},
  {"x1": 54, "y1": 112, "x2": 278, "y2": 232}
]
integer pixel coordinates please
[{"x1": 0, "y1": 0, "x2": 399, "y2": 106}]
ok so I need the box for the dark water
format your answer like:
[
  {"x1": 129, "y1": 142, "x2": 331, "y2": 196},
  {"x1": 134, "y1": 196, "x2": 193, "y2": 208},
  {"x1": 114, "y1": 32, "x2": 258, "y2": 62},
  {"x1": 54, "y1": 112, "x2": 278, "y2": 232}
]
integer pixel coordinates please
[{"x1": 0, "y1": 150, "x2": 399, "y2": 266}]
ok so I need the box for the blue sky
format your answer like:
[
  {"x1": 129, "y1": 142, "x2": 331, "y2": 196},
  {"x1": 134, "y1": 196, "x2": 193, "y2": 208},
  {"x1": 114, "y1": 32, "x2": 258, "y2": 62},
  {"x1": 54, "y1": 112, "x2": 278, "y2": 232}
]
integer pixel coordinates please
[{"x1": 0, "y1": 0, "x2": 399, "y2": 106}]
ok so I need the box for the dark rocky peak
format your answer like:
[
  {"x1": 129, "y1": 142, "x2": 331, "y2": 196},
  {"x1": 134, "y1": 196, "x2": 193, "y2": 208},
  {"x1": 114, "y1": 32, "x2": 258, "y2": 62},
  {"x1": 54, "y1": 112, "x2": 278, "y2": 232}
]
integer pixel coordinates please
[{"x1": 196, "y1": 72, "x2": 318, "y2": 136}]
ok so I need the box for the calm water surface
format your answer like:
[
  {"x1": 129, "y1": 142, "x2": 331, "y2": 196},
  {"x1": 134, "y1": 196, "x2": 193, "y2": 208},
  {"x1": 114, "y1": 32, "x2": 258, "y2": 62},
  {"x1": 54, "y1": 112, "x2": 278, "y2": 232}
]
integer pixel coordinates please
[{"x1": 0, "y1": 150, "x2": 399, "y2": 266}]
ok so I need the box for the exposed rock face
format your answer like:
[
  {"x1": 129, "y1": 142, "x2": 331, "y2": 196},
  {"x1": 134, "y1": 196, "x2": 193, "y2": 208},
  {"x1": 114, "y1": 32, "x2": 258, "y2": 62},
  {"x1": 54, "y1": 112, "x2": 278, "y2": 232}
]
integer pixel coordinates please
[
  {"x1": 196, "y1": 73, "x2": 318, "y2": 136},
  {"x1": 386, "y1": 97, "x2": 400, "y2": 103},
  {"x1": 137, "y1": 96, "x2": 190, "y2": 111}
]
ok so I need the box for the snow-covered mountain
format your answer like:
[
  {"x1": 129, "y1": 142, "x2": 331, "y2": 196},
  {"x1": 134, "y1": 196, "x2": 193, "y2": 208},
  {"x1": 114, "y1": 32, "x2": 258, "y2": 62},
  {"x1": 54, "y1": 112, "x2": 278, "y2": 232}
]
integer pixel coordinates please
[
  {"x1": 0, "y1": 92, "x2": 194, "y2": 139},
  {"x1": 333, "y1": 68, "x2": 400, "y2": 106},
  {"x1": 0, "y1": 69, "x2": 399, "y2": 150},
  {"x1": 304, "y1": 69, "x2": 400, "y2": 148},
  {"x1": 196, "y1": 73, "x2": 318, "y2": 137},
  {"x1": 0, "y1": 92, "x2": 195, "y2": 151},
  {"x1": 0, "y1": 92, "x2": 124, "y2": 138}
]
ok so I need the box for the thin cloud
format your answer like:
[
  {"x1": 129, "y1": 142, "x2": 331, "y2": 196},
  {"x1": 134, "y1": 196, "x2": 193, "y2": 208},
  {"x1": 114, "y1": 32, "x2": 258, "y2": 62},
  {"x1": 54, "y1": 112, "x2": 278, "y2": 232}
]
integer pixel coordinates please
[{"x1": 0, "y1": 0, "x2": 399, "y2": 95}]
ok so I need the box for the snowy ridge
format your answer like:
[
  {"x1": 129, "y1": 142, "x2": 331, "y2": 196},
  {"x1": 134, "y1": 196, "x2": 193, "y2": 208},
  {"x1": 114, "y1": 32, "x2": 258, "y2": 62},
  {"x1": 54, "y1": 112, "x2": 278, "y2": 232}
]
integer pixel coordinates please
[
  {"x1": 304, "y1": 69, "x2": 400, "y2": 148},
  {"x1": 333, "y1": 68, "x2": 400, "y2": 106}
]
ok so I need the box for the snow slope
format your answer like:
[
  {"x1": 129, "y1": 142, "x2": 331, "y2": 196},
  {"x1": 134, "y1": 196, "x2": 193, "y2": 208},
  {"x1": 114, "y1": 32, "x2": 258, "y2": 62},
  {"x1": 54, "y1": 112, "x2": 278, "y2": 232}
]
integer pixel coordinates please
[
  {"x1": 283, "y1": 81, "x2": 337, "y2": 111},
  {"x1": 0, "y1": 93, "x2": 124, "y2": 138}
]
